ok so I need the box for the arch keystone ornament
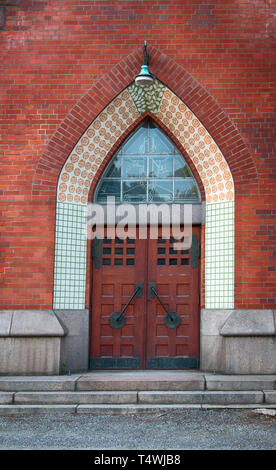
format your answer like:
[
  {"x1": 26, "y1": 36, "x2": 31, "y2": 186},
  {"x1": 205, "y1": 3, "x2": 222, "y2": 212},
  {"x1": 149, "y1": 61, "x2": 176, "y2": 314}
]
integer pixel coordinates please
[{"x1": 54, "y1": 79, "x2": 234, "y2": 312}]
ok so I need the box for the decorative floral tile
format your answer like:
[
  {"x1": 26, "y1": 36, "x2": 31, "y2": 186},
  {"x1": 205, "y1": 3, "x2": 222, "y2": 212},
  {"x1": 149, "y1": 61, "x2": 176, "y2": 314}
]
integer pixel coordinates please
[
  {"x1": 155, "y1": 88, "x2": 234, "y2": 205},
  {"x1": 57, "y1": 89, "x2": 139, "y2": 205}
]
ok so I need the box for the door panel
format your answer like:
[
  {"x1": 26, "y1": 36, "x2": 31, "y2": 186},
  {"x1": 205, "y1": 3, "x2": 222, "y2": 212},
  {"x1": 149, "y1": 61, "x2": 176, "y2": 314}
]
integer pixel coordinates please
[
  {"x1": 146, "y1": 227, "x2": 200, "y2": 369},
  {"x1": 90, "y1": 227, "x2": 200, "y2": 369},
  {"x1": 90, "y1": 235, "x2": 147, "y2": 369}
]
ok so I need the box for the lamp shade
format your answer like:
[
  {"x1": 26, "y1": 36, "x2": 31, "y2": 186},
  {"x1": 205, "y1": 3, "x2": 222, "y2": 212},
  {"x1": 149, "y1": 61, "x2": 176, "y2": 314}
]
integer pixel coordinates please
[
  {"x1": 135, "y1": 42, "x2": 155, "y2": 87},
  {"x1": 135, "y1": 65, "x2": 154, "y2": 87}
]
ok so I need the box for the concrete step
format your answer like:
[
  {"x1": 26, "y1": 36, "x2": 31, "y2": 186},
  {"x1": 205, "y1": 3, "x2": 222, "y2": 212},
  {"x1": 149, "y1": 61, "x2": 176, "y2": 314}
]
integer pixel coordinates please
[
  {"x1": 205, "y1": 375, "x2": 276, "y2": 391},
  {"x1": 77, "y1": 371, "x2": 205, "y2": 391},
  {"x1": 13, "y1": 391, "x2": 138, "y2": 405},
  {"x1": 0, "y1": 403, "x2": 276, "y2": 416},
  {"x1": 0, "y1": 372, "x2": 275, "y2": 393},
  {"x1": 138, "y1": 391, "x2": 265, "y2": 405},
  {"x1": 0, "y1": 371, "x2": 275, "y2": 414},
  {"x1": 0, "y1": 371, "x2": 206, "y2": 392},
  {"x1": 0, "y1": 390, "x2": 275, "y2": 406},
  {"x1": 0, "y1": 376, "x2": 77, "y2": 392}
]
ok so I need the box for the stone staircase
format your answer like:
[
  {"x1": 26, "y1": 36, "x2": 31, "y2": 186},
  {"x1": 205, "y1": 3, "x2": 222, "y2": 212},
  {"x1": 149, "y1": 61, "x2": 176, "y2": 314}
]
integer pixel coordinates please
[{"x1": 0, "y1": 371, "x2": 275, "y2": 415}]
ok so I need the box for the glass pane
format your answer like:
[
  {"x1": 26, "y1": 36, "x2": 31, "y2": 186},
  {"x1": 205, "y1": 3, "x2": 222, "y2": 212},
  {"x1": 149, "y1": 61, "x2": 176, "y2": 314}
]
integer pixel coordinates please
[
  {"x1": 148, "y1": 180, "x2": 173, "y2": 202},
  {"x1": 96, "y1": 180, "x2": 121, "y2": 203},
  {"x1": 114, "y1": 258, "x2": 123, "y2": 265},
  {"x1": 174, "y1": 179, "x2": 200, "y2": 202},
  {"x1": 122, "y1": 124, "x2": 147, "y2": 154},
  {"x1": 149, "y1": 122, "x2": 174, "y2": 154},
  {"x1": 149, "y1": 156, "x2": 173, "y2": 177},
  {"x1": 157, "y1": 258, "x2": 166, "y2": 265},
  {"x1": 105, "y1": 156, "x2": 121, "y2": 177},
  {"x1": 122, "y1": 156, "x2": 147, "y2": 178},
  {"x1": 122, "y1": 181, "x2": 147, "y2": 203},
  {"x1": 174, "y1": 155, "x2": 193, "y2": 177}
]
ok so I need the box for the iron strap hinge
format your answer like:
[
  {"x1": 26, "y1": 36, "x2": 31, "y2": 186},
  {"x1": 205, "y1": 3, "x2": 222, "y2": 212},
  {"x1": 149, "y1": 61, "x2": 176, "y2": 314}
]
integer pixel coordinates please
[
  {"x1": 191, "y1": 233, "x2": 200, "y2": 269},
  {"x1": 148, "y1": 282, "x2": 181, "y2": 329},
  {"x1": 109, "y1": 283, "x2": 143, "y2": 329},
  {"x1": 92, "y1": 237, "x2": 102, "y2": 269}
]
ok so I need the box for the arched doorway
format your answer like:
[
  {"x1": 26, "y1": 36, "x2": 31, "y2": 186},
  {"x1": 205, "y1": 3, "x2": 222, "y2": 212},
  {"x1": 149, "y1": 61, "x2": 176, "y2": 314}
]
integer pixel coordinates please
[
  {"x1": 53, "y1": 79, "x2": 235, "y2": 371},
  {"x1": 90, "y1": 118, "x2": 201, "y2": 369}
]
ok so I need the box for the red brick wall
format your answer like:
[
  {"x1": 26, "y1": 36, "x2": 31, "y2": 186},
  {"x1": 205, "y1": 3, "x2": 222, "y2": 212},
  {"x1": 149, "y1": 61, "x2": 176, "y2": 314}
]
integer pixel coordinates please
[{"x1": 1, "y1": 0, "x2": 275, "y2": 309}]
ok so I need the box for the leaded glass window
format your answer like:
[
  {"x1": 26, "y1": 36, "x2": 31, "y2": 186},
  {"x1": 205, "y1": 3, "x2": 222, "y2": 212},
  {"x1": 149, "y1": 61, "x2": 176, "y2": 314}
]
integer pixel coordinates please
[{"x1": 94, "y1": 119, "x2": 201, "y2": 204}]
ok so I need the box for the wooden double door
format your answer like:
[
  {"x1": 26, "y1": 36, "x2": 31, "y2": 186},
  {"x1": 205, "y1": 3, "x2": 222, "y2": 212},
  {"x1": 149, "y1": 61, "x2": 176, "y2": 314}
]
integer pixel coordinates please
[{"x1": 90, "y1": 227, "x2": 200, "y2": 369}]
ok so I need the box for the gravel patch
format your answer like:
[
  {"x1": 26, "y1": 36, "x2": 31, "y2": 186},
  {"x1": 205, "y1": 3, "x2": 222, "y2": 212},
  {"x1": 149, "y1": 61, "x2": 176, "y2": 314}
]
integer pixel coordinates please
[{"x1": 0, "y1": 409, "x2": 275, "y2": 450}]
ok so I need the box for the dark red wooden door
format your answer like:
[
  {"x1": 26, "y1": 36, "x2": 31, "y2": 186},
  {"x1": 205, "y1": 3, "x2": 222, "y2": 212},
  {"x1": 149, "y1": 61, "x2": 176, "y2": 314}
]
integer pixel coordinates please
[
  {"x1": 90, "y1": 227, "x2": 200, "y2": 369},
  {"x1": 90, "y1": 235, "x2": 146, "y2": 369},
  {"x1": 146, "y1": 226, "x2": 200, "y2": 369}
]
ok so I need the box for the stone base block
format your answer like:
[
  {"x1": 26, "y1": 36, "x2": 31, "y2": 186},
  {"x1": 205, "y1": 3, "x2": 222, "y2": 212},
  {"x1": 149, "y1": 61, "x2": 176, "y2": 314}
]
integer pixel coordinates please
[
  {"x1": 200, "y1": 309, "x2": 276, "y2": 374},
  {"x1": 0, "y1": 310, "x2": 66, "y2": 375},
  {"x1": 0, "y1": 337, "x2": 63, "y2": 375},
  {"x1": 54, "y1": 309, "x2": 89, "y2": 373},
  {"x1": 224, "y1": 337, "x2": 276, "y2": 374}
]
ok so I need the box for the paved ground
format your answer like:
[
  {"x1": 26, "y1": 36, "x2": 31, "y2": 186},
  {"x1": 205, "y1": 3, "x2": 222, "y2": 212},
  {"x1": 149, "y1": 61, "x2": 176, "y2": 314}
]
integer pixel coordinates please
[{"x1": 0, "y1": 409, "x2": 275, "y2": 450}]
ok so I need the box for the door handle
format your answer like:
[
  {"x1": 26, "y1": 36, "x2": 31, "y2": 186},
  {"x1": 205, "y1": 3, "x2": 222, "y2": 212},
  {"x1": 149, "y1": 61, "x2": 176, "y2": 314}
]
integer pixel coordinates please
[
  {"x1": 148, "y1": 282, "x2": 181, "y2": 329},
  {"x1": 109, "y1": 283, "x2": 143, "y2": 329}
]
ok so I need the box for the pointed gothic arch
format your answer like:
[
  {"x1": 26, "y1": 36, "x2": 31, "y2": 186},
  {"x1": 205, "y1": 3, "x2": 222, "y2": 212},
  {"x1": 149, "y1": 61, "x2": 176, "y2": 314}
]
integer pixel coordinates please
[
  {"x1": 32, "y1": 45, "x2": 258, "y2": 201},
  {"x1": 53, "y1": 79, "x2": 235, "y2": 311}
]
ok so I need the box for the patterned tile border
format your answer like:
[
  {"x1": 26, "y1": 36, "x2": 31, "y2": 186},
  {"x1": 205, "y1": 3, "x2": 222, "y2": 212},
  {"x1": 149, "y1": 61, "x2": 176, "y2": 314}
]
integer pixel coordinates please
[
  {"x1": 54, "y1": 202, "x2": 87, "y2": 309},
  {"x1": 205, "y1": 201, "x2": 234, "y2": 308},
  {"x1": 53, "y1": 80, "x2": 235, "y2": 310}
]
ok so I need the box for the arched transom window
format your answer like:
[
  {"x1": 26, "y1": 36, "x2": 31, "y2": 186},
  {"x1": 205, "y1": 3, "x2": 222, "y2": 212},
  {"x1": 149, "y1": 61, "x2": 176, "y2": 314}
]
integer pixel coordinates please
[{"x1": 94, "y1": 119, "x2": 201, "y2": 204}]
